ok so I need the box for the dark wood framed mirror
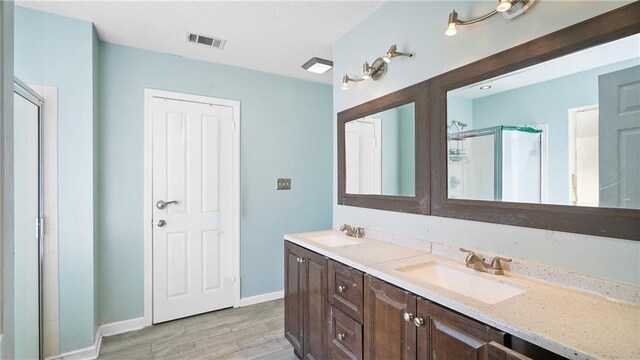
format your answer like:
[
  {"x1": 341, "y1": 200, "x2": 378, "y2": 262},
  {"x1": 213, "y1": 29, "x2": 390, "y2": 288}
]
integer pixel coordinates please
[
  {"x1": 338, "y1": 81, "x2": 430, "y2": 214},
  {"x1": 429, "y1": 3, "x2": 640, "y2": 240}
]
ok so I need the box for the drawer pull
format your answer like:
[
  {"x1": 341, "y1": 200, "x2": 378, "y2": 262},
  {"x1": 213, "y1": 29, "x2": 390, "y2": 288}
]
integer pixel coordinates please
[
  {"x1": 337, "y1": 333, "x2": 346, "y2": 341},
  {"x1": 403, "y1": 312, "x2": 414, "y2": 322},
  {"x1": 414, "y1": 317, "x2": 425, "y2": 327},
  {"x1": 337, "y1": 285, "x2": 346, "y2": 293}
]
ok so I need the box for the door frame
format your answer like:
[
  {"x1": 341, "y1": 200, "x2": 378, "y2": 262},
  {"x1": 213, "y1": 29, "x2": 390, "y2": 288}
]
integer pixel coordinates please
[
  {"x1": 13, "y1": 78, "x2": 44, "y2": 360},
  {"x1": 567, "y1": 104, "x2": 599, "y2": 205},
  {"x1": 143, "y1": 88, "x2": 241, "y2": 326}
]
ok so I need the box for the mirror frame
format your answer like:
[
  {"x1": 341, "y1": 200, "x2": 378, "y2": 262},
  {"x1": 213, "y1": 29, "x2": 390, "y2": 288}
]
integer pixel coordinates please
[
  {"x1": 338, "y1": 81, "x2": 430, "y2": 214},
  {"x1": 429, "y1": 3, "x2": 640, "y2": 240}
]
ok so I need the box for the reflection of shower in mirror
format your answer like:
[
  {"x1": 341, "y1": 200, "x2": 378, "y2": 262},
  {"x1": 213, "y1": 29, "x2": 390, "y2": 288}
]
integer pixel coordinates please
[{"x1": 447, "y1": 125, "x2": 543, "y2": 203}]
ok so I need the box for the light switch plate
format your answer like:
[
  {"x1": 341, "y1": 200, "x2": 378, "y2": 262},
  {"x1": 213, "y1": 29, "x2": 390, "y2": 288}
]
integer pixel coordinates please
[{"x1": 277, "y1": 178, "x2": 291, "y2": 190}]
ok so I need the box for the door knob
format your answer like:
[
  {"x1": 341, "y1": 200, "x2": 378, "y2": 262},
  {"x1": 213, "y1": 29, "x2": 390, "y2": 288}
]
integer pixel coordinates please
[
  {"x1": 157, "y1": 220, "x2": 166, "y2": 227},
  {"x1": 403, "y1": 312, "x2": 414, "y2": 322},
  {"x1": 156, "y1": 200, "x2": 178, "y2": 209}
]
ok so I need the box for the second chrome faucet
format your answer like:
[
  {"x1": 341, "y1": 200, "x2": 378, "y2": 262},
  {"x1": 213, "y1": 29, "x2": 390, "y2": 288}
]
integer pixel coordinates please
[
  {"x1": 339, "y1": 224, "x2": 365, "y2": 238},
  {"x1": 460, "y1": 248, "x2": 512, "y2": 275}
]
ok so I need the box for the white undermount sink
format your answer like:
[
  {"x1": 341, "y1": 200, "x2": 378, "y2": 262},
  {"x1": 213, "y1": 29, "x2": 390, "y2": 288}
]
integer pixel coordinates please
[
  {"x1": 307, "y1": 234, "x2": 362, "y2": 247},
  {"x1": 396, "y1": 261, "x2": 527, "y2": 304}
]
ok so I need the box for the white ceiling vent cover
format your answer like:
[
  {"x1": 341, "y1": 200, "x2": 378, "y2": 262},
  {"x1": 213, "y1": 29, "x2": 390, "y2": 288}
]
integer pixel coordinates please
[{"x1": 186, "y1": 32, "x2": 227, "y2": 50}]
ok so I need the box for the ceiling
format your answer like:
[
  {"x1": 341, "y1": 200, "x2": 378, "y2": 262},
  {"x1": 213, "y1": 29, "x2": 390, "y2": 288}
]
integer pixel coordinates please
[
  {"x1": 451, "y1": 34, "x2": 640, "y2": 99},
  {"x1": 16, "y1": 0, "x2": 385, "y2": 84}
]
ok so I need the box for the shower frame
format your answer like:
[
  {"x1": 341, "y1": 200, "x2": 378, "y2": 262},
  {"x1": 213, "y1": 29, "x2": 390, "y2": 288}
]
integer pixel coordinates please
[{"x1": 14, "y1": 78, "x2": 44, "y2": 360}]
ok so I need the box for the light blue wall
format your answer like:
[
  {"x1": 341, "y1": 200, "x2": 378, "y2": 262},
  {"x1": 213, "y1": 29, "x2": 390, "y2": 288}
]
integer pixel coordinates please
[
  {"x1": 334, "y1": 1, "x2": 640, "y2": 287},
  {"x1": 97, "y1": 43, "x2": 333, "y2": 324},
  {"x1": 397, "y1": 104, "x2": 415, "y2": 196},
  {"x1": 14, "y1": 7, "x2": 97, "y2": 352},
  {"x1": 379, "y1": 108, "x2": 400, "y2": 194},
  {"x1": 472, "y1": 59, "x2": 640, "y2": 204}
]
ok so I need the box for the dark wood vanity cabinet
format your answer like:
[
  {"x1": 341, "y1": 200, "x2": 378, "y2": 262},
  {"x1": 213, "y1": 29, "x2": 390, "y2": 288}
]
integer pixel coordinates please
[
  {"x1": 284, "y1": 241, "x2": 328, "y2": 360},
  {"x1": 417, "y1": 300, "x2": 505, "y2": 360},
  {"x1": 363, "y1": 274, "x2": 506, "y2": 360},
  {"x1": 285, "y1": 243, "x2": 559, "y2": 360},
  {"x1": 364, "y1": 275, "x2": 418, "y2": 360}
]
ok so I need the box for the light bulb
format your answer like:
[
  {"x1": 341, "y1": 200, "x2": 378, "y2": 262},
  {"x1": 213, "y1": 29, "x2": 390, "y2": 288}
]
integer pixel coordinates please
[
  {"x1": 496, "y1": 0, "x2": 512, "y2": 12},
  {"x1": 445, "y1": 23, "x2": 457, "y2": 36},
  {"x1": 362, "y1": 62, "x2": 371, "y2": 79},
  {"x1": 341, "y1": 75, "x2": 349, "y2": 90},
  {"x1": 382, "y1": 56, "x2": 391, "y2": 63}
]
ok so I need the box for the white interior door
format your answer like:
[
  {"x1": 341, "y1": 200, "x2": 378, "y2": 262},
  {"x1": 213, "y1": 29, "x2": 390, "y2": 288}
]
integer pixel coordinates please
[
  {"x1": 345, "y1": 119, "x2": 382, "y2": 194},
  {"x1": 152, "y1": 97, "x2": 236, "y2": 323},
  {"x1": 599, "y1": 65, "x2": 640, "y2": 209}
]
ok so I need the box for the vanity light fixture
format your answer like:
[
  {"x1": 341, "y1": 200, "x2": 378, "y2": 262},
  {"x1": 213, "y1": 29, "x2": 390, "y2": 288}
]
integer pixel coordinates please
[
  {"x1": 302, "y1": 57, "x2": 333, "y2": 74},
  {"x1": 446, "y1": 0, "x2": 535, "y2": 37},
  {"x1": 342, "y1": 74, "x2": 364, "y2": 90},
  {"x1": 382, "y1": 44, "x2": 413, "y2": 63},
  {"x1": 342, "y1": 44, "x2": 413, "y2": 90}
]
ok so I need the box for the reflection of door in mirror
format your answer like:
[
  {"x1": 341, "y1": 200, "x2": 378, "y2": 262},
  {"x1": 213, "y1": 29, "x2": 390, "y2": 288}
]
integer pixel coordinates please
[
  {"x1": 569, "y1": 105, "x2": 599, "y2": 207},
  {"x1": 599, "y1": 65, "x2": 640, "y2": 209},
  {"x1": 345, "y1": 119, "x2": 382, "y2": 194}
]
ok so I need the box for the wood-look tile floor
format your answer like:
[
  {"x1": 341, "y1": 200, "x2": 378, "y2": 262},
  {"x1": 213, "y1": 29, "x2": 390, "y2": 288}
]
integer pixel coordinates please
[{"x1": 98, "y1": 299, "x2": 296, "y2": 360}]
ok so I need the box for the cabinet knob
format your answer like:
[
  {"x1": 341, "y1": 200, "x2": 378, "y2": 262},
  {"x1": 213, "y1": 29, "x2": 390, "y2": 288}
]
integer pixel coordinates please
[
  {"x1": 337, "y1": 285, "x2": 346, "y2": 293},
  {"x1": 414, "y1": 317, "x2": 425, "y2": 327},
  {"x1": 337, "y1": 333, "x2": 346, "y2": 341},
  {"x1": 300, "y1": 258, "x2": 306, "y2": 263},
  {"x1": 403, "y1": 312, "x2": 414, "y2": 322}
]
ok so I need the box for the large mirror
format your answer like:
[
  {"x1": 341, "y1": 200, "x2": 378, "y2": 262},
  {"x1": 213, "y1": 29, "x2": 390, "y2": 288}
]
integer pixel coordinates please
[
  {"x1": 345, "y1": 102, "x2": 415, "y2": 197},
  {"x1": 430, "y1": 3, "x2": 640, "y2": 240},
  {"x1": 338, "y1": 82, "x2": 429, "y2": 214},
  {"x1": 447, "y1": 34, "x2": 639, "y2": 209}
]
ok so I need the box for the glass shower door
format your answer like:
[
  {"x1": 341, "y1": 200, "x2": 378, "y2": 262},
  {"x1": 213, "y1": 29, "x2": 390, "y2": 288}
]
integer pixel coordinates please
[{"x1": 14, "y1": 86, "x2": 43, "y2": 360}]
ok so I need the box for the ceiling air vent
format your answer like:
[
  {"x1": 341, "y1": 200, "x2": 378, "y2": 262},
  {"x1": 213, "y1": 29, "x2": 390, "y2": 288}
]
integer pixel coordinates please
[{"x1": 186, "y1": 32, "x2": 226, "y2": 50}]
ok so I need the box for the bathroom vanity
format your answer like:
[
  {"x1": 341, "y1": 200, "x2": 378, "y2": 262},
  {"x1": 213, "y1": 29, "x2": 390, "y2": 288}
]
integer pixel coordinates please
[{"x1": 284, "y1": 230, "x2": 640, "y2": 360}]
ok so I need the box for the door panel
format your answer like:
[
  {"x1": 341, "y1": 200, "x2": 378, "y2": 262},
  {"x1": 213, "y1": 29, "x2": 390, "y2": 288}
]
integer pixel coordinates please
[
  {"x1": 304, "y1": 250, "x2": 328, "y2": 360},
  {"x1": 364, "y1": 275, "x2": 416, "y2": 360},
  {"x1": 599, "y1": 65, "x2": 640, "y2": 209},
  {"x1": 285, "y1": 243, "x2": 305, "y2": 357},
  {"x1": 152, "y1": 97, "x2": 235, "y2": 323},
  {"x1": 423, "y1": 302, "x2": 505, "y2": 360}
]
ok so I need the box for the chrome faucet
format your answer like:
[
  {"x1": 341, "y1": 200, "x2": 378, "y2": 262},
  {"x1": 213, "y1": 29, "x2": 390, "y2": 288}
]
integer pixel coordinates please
[
  {"x1": 460, "y1": 248, "x2": 512, "y2": 275},
  {"x1": 339, "y1": 224, "x2": 365, "y2": 238}
]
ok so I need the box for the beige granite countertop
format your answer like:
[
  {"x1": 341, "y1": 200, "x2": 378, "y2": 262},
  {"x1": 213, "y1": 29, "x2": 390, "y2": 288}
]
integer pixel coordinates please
[{"x1": 284, "y1": 230, "x2": 640, "y2": 360}]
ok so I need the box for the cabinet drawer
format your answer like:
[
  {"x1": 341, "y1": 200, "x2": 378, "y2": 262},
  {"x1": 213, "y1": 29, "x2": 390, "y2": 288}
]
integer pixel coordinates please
[
  {"x1": 328, "y1": 305, "x2": 363, "y2": 360},
  {"x1": 328, "y1": 260, "x2": 364, "y2": 323}
]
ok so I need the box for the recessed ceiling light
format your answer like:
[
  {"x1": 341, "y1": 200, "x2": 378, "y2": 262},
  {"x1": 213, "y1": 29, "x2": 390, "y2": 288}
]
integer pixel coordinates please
[
  {"x1": 302, "y1": 57, "x2": 333, "y2": 74},
  {"x1": 480, "y1": 85, "x2": 492, "y2": 90}
]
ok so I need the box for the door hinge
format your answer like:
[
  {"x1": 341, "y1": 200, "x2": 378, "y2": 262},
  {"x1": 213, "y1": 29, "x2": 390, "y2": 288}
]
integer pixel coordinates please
[{"x1": 231, "y1": 121, "x2": 236, "y2": 132}]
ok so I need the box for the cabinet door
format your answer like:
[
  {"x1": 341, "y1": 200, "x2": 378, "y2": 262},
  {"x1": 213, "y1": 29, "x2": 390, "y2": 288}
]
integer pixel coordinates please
[
  {"x1": 303, "y1": 248, "x2": 328, "y2": 360},
  {"x1": 488, "y1": 342, "x2": 533, "y2": 360},
  {"x1": 364, "y1": 275, "x2": 417, "y2": 360},
  {"x1": 284, "y1": 242, "x2": 305, "y2": 357},
  {"x1": 421, "y1": 301, "x2": 505, "y2": 360}
]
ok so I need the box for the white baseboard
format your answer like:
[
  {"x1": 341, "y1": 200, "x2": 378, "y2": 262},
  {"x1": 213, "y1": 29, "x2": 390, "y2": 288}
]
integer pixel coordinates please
[
  {"x1": 49, "y1": 335, "x2": 100, "y2": 360},
  {"x1": 239, "y1": 290, "x2": 284, "y2": 307},
  {"x1": 98, "y1": 317, "x2": 146, "y2": 338},
  {"x1": 47, "y1": 317, "x2": 146, "y2": 360}
]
